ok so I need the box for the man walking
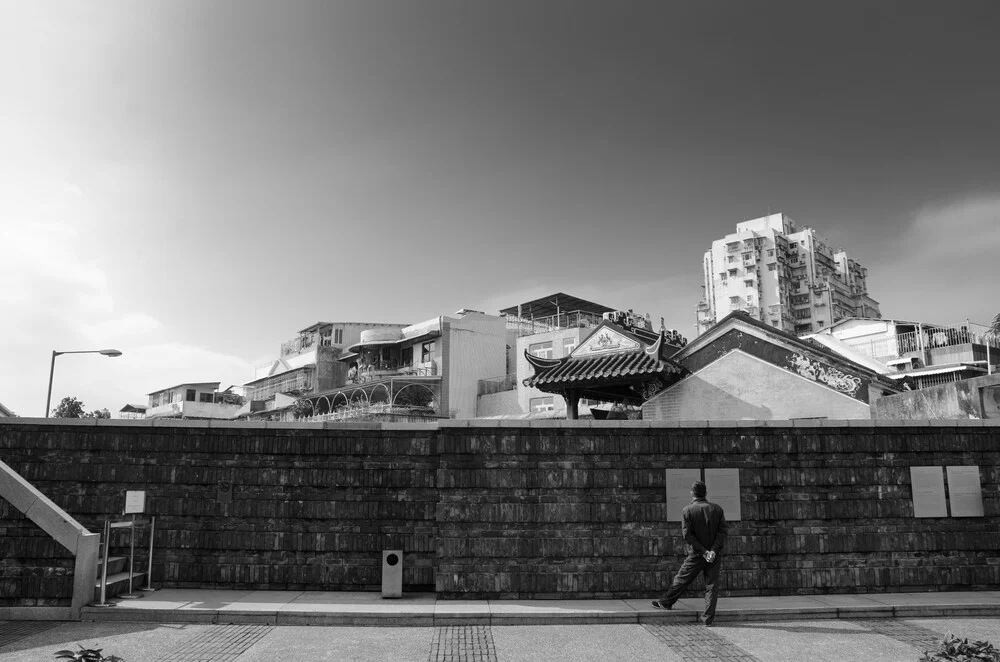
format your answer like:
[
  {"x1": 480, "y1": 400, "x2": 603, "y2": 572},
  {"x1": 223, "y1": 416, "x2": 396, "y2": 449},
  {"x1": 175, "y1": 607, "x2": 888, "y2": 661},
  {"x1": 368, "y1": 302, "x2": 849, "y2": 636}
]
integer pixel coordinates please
[{"x1": 652, "y1": 480, "x2": 728, "y2": 626}]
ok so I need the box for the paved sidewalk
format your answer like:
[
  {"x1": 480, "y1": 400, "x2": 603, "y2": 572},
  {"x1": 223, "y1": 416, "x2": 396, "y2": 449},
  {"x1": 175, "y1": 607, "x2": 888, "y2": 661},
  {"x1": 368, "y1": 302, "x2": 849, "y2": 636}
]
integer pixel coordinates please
[{"x1": 79, "y1": 589, "x2": 1000, "y2": 626}]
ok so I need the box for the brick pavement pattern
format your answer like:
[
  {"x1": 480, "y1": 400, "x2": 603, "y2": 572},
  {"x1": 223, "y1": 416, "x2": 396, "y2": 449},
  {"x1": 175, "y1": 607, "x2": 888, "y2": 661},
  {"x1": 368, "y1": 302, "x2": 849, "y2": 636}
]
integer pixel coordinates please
[
  {"x1": 154, "y1": 624, "x2": 273, "y2": 662},
  {"x1": 643, "y1": 623, "x2": 762, "y2": 662},
  {"x1": 428, "y1": 625, "x2": 498, "y2": 662},
  {"x1": 850, "y1": 618, "x2": 944, "y2": 654},
  {"x1": 0, "y1": 621, "x2": 61, "y2": 650}
]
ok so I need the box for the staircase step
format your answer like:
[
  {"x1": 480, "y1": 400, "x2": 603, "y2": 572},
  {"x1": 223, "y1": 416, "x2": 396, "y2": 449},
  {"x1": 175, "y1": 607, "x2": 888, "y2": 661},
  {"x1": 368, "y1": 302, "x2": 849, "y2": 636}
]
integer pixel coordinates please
[
  {"x1": 93, "y1": 571, "x2": 147, "y2": 602},
  {"x1": 96, "y1": 556, "x2": 128, "y2": 577}
]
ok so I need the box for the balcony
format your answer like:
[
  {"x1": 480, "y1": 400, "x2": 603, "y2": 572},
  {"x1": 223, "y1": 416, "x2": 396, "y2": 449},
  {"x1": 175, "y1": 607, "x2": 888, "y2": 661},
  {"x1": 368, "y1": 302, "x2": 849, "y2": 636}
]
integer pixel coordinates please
[
  {"x1": 349, "y1": 361, "x2": 437, "y2": 384},
  {"x1": 146, "y1": 400, "x2": 243, "y2": 420},
  {"x1": 247, "y1": 369, "x2": 314, "y2": 400}
]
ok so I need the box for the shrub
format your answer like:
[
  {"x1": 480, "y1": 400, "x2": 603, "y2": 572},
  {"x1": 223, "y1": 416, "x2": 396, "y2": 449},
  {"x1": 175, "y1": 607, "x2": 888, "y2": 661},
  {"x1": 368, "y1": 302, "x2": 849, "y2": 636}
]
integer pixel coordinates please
[
  {"x1": 920, "y1": 633, "x2": 1000, "y2": 661},
  {"x1": 55, "y1": 646, "x2": 125, "y2": 662}
]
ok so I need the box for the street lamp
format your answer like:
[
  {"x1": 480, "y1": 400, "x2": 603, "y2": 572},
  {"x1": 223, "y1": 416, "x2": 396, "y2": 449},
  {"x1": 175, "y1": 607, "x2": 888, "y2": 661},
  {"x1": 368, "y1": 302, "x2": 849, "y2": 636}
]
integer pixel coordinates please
[{"x1": 45, "y1": 349, "x2": 123, "y2": 418}]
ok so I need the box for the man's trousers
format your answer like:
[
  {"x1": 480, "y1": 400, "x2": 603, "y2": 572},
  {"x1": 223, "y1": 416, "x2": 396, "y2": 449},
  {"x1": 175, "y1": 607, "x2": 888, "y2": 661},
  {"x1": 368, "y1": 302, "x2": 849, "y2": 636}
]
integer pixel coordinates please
[{"x1": 658, "y1": 554, "x2": 722, "y2": 619}]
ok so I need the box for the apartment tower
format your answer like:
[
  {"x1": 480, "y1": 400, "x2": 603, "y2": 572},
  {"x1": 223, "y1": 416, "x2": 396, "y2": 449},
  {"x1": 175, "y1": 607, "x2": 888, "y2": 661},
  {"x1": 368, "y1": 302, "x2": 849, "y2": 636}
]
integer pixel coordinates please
[{"x1": 696, "y1": 213, "x2": 881, "y2": 337}]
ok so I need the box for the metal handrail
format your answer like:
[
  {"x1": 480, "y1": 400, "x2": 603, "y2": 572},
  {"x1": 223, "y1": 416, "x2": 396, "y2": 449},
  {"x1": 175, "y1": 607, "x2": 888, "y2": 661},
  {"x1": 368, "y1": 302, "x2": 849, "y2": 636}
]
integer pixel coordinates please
[{"x1": 92, "y1": 515, "x2": 156, "y2": 607}]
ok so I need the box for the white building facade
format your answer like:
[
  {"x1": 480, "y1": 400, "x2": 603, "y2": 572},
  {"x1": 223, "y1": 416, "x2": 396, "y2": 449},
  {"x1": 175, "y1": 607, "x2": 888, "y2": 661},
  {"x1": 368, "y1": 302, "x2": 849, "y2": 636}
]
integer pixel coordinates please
[{"x1": 696, "y1": 213, "x2": 881, "y2": 337}]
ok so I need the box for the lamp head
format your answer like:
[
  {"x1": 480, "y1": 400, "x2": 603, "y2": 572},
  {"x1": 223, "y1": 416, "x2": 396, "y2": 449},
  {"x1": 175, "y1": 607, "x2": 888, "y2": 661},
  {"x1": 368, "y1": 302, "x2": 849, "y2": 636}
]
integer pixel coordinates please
[{"x1": 100, "y1": 349, "x2": 123, "y2": 357}]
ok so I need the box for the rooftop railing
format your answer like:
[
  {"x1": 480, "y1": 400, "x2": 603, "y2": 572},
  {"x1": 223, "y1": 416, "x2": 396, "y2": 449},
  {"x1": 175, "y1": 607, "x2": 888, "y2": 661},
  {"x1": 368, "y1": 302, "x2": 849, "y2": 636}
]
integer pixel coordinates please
[
  {"x1": 840, "y1": 322, "x2": 1000, "y2": 364},
  {"x1": 505, "y1": 310, "x2": 606, "y2": 337}
]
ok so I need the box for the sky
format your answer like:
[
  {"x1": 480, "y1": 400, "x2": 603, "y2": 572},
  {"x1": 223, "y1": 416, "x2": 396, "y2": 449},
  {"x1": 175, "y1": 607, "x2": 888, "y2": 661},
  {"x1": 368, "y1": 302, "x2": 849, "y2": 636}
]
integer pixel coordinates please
[{"x1": 2, "y1": 0, "x2": 999, "y2": 417}]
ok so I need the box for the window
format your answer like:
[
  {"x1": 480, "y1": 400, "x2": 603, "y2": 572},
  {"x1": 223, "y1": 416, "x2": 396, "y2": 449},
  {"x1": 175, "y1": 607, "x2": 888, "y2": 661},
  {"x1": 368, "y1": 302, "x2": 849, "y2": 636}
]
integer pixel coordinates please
[
  {"x1": 728, "y1": 269, "x2": 738, "y2": 277},
  {"x1": 741, "y1": 252, "x2": 752, "y2": 261},
  {"x1": 718, "y1": 272, "x2": 727, "y2": 281},
  {"x1": 530, "y1": 397, "x2": 554, "y2": 413},
  {"x1": 562, "y1": 337, "x2": 576, "y2": 356},
  {"x1": 746, "y1": 295, "x2": 754, "y2": 304},
  {"x1": 421, "y1": 341, "x2": 435, "y2": 363},
  {"x1": 790, "y1": 255, "x2": 799, "y2": 263},
  {"x1": 727, "y1": 255, "x2": 737, "y2": 263},
  {"x1": 199, "y1": 393, "x2": 214, "y2": 403},
  {"x1": 185, "y1": 389, "x2": 196, "y2": 402},
  {"x1": 401, "y1": 346, "x2": 413, "y2": 366},
  {"x1": 529, "y1": 341, "x2": 553, "y2": 359},
  {"x1": 744, "y1": 279, "x2": 754, "y2": 288},
  {"x1": 767, "y1": 249, "x2": 774, "y2": 257},
  {"x1": 334, "y1": 328, "x2": 344, "y2": 344},
  {"x1": 794, "y1": 308, "x2": 812, "y2": 319},
  {"x1": 767, "y1": 263, "x2": 776, "y2": 271},
  {"x1": 729, "y1": 295, "x2": 740, "y2": 303}
]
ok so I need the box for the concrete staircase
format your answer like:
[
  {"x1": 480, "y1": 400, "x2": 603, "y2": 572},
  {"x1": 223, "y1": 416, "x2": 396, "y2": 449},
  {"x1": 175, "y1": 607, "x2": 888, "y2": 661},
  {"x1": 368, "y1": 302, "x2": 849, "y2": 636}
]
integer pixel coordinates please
[{"x1": 94, "y1": 544, "x2": 147, "y2": 602}]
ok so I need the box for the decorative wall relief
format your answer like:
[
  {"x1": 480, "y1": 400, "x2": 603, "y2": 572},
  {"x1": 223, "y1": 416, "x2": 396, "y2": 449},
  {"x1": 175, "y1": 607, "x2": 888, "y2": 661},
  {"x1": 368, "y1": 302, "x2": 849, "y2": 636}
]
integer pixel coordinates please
[{"x1": 786, "y1": 353, "x2": 862, "y2": 396}]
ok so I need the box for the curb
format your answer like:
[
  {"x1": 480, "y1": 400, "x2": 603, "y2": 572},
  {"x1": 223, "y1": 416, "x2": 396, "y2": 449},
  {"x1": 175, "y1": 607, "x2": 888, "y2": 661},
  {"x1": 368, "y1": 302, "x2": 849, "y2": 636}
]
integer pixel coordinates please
[{"x1": 79, "y1": 603, "x2": 1000, "y2": 627}]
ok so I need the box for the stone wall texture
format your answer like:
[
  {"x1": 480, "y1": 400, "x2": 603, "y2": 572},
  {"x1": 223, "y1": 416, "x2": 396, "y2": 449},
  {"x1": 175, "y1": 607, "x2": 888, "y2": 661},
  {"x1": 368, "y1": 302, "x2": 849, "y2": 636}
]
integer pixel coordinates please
[{"x1": 1, "y1": 418, "x2": 998, "y2": 604}]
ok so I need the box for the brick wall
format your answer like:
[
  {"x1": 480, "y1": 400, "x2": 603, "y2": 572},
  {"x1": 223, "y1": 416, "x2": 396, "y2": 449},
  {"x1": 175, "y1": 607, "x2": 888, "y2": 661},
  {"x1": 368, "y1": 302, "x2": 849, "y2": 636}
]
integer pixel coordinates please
[
  {"x1": 0, "y1": 506, "x2": 74, "y2": 607},
  {"x1": 1, "y1": 419, "x2": 998, "y2": 604},
  {"x1": 436, "y1": 421, "x2": 1000, "y2": 598}
]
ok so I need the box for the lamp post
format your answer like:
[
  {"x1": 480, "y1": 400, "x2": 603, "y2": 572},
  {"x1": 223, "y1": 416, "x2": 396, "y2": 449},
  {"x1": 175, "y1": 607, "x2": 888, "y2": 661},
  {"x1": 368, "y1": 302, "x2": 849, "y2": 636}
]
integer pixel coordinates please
[{"x1": 45, "y1": 349, "x2": 123, "y2": 417}]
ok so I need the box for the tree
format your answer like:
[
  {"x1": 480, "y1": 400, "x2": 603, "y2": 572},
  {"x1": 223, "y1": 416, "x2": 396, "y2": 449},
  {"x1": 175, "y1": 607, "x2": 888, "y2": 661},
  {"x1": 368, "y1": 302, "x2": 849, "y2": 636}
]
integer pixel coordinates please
[
  {"x1": 84, "y1": 408, "x2": 111, "y2": 419},
  {"x1": 51, "y1": 396, "x2": 85, "y2": 418},
  {"x1": 990, "y1": 312, "x2": 1000, "y2": 339},
  {"x1": 292, "y1": 398, "x2": 314, "y2": 420}
]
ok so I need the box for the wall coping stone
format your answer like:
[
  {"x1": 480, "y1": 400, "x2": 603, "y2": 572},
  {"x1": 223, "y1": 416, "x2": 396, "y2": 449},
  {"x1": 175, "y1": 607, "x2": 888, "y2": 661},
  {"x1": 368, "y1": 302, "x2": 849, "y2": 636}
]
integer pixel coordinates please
[
  {"x1": 2, "y1": 416, "x2": 998, "y2": 431},
  {"x1": 264, "y1": 421, "x2": 324, "y2": 429},
  {"x1": 151, "y1": 418, "x2": 209, "y2": 428}
]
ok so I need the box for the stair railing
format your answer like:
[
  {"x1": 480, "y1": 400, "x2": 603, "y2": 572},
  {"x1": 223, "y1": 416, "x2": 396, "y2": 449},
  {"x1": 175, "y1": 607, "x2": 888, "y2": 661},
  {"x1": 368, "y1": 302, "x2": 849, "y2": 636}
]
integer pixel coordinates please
[{"x1": 92, "y1": 515, "x2": 156, "y2": 607}]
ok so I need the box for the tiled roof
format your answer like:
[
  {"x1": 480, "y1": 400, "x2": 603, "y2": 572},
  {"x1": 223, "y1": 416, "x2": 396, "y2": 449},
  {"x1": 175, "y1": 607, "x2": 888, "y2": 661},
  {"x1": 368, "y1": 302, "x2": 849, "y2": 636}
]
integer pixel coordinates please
[
  {"x1": 524, "y1": 323, "x2": 686, "y2": 392},
  {"x1": 525, "y1": 349, "x2": 683, "y2": 387}
]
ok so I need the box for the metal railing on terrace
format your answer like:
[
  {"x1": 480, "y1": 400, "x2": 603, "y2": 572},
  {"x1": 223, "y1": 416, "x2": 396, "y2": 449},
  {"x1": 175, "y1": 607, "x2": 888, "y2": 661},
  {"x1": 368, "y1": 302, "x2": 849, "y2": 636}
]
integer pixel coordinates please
[
  {"x1": 248, "y1": 371, "x2": 313, "y2": 400},
  {"x1": 307, "y1": 402, "x2": 438, "y2": 422},
  {"x1": 505, "y1": 310, "x2": 606, "y2": 336},
  {"x1": 840, "y1": 322, "x2": 1000, "y2": 364},
  {"x1": 478, "y1": 373, "x2": 518, "y2": 396}
]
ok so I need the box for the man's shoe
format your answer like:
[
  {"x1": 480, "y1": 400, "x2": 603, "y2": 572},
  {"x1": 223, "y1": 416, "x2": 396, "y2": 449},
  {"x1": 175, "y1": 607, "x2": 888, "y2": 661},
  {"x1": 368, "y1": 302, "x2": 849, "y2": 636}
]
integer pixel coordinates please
[{"x1": 651, "y1": 600, "x2": 672, "y2": 610}]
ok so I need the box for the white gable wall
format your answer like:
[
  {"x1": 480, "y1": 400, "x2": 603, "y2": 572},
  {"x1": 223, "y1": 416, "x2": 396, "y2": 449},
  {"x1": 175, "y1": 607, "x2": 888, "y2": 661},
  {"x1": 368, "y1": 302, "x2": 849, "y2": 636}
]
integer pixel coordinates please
[{"x1": 643, "y1": 349, "x2": 870, "y2": 421}]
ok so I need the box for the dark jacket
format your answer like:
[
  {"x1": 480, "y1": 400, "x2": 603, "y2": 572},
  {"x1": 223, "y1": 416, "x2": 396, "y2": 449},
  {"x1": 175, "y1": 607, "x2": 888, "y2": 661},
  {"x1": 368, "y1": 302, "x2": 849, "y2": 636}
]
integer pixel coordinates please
[{"x1": 681, "y1": 498, "x2": 727, "y2": 556}]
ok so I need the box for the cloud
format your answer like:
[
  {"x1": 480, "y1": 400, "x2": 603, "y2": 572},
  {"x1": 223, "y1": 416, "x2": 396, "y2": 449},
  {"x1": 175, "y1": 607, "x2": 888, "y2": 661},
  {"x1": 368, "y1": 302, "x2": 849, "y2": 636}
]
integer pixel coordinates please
[
  {"x1": 897, "y1": 196, "x2": 1000, "y2": 262},
  {"x1": 867, "y1": 195, "x2": 1000, "y2": 325},
  {"x1": 0, "y1": 218, "x2": 254, "y2": 416},
  {"x1": 78, "y1": 313, "x2": 162, "y2": 343}
]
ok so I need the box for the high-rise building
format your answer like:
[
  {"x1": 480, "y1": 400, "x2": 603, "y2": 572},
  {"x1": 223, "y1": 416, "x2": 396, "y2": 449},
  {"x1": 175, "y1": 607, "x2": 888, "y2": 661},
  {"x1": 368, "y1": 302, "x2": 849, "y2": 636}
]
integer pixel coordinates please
[{"x1": 695, "y1": 213, "x2": 881, "y2": 337}]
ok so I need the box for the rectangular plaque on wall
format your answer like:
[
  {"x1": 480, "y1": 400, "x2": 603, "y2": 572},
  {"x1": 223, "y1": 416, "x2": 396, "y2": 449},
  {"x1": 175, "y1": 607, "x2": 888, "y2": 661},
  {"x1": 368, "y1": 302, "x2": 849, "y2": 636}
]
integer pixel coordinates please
[
  {"x1": 947, "y1": 466, "x2": 984, "y2": 517},
  {"x1": 665, "y1": 468, "x2": 701, "y2": 522},
  {"x1": 910, "y1": 466, "x2": 947, "y2": 518},
  {"x1": 705, "y1": 468, "x2": 742, "y2": 521}
]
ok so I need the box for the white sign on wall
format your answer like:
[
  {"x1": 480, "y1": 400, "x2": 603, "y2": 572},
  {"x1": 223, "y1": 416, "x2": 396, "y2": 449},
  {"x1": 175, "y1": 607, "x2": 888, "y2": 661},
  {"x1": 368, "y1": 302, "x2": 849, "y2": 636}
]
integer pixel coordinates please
[
  {"x1": 909, "y1": 467, "x2": 947, "y2": 518},
  {"x1": 947, "y1": 466, "x2": 984, "y2": 517},
  {"x1": 124, "y1": 490, "x2": 146, "y2": 515},
  {"x1": 705, "y1": 468, "x2": 742, "y2": 521},
  {"x1": 664, "y1": 469, "x2": 701, "y2": 522}
]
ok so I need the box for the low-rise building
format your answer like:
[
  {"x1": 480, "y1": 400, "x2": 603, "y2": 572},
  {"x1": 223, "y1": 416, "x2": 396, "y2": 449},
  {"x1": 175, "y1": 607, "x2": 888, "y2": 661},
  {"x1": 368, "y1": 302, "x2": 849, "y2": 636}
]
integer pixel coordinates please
[
  {"x1": 0, "y1": 401, "x2": 15, "y2": 417},
  {"x1": 810, "y1": 317, "x2": 1000, "y2": 390},
  {"x1": 477, "y1": 293, "x2": 616, "y2": 418},
  {"x1": 246, "y1": 310, "x2": 509, "y2": 421},
  {"x1": 145, "y1": 382, "x2": 244, "y2": 420}
]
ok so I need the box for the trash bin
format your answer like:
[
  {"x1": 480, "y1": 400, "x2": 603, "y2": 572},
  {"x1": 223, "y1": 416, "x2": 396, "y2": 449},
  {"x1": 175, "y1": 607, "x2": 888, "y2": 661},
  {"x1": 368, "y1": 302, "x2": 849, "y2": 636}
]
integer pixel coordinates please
[{"x1": 382, "y1": 550, "x2": 402, "y2": 598}]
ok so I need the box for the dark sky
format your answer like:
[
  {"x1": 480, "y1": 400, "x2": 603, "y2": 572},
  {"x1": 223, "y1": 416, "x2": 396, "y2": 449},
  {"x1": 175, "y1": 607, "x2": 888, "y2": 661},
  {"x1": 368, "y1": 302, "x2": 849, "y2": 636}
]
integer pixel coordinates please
[{"x1": 2, "y1": 0, "x2": 999, "y2": 414}]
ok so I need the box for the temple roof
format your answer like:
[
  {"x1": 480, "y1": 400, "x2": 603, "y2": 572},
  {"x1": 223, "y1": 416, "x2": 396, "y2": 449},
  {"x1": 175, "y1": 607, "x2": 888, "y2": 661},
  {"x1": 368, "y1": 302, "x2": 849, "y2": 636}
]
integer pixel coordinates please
[{"x1": 523, "y1": 320, "x2": 686, "y2": 403}]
